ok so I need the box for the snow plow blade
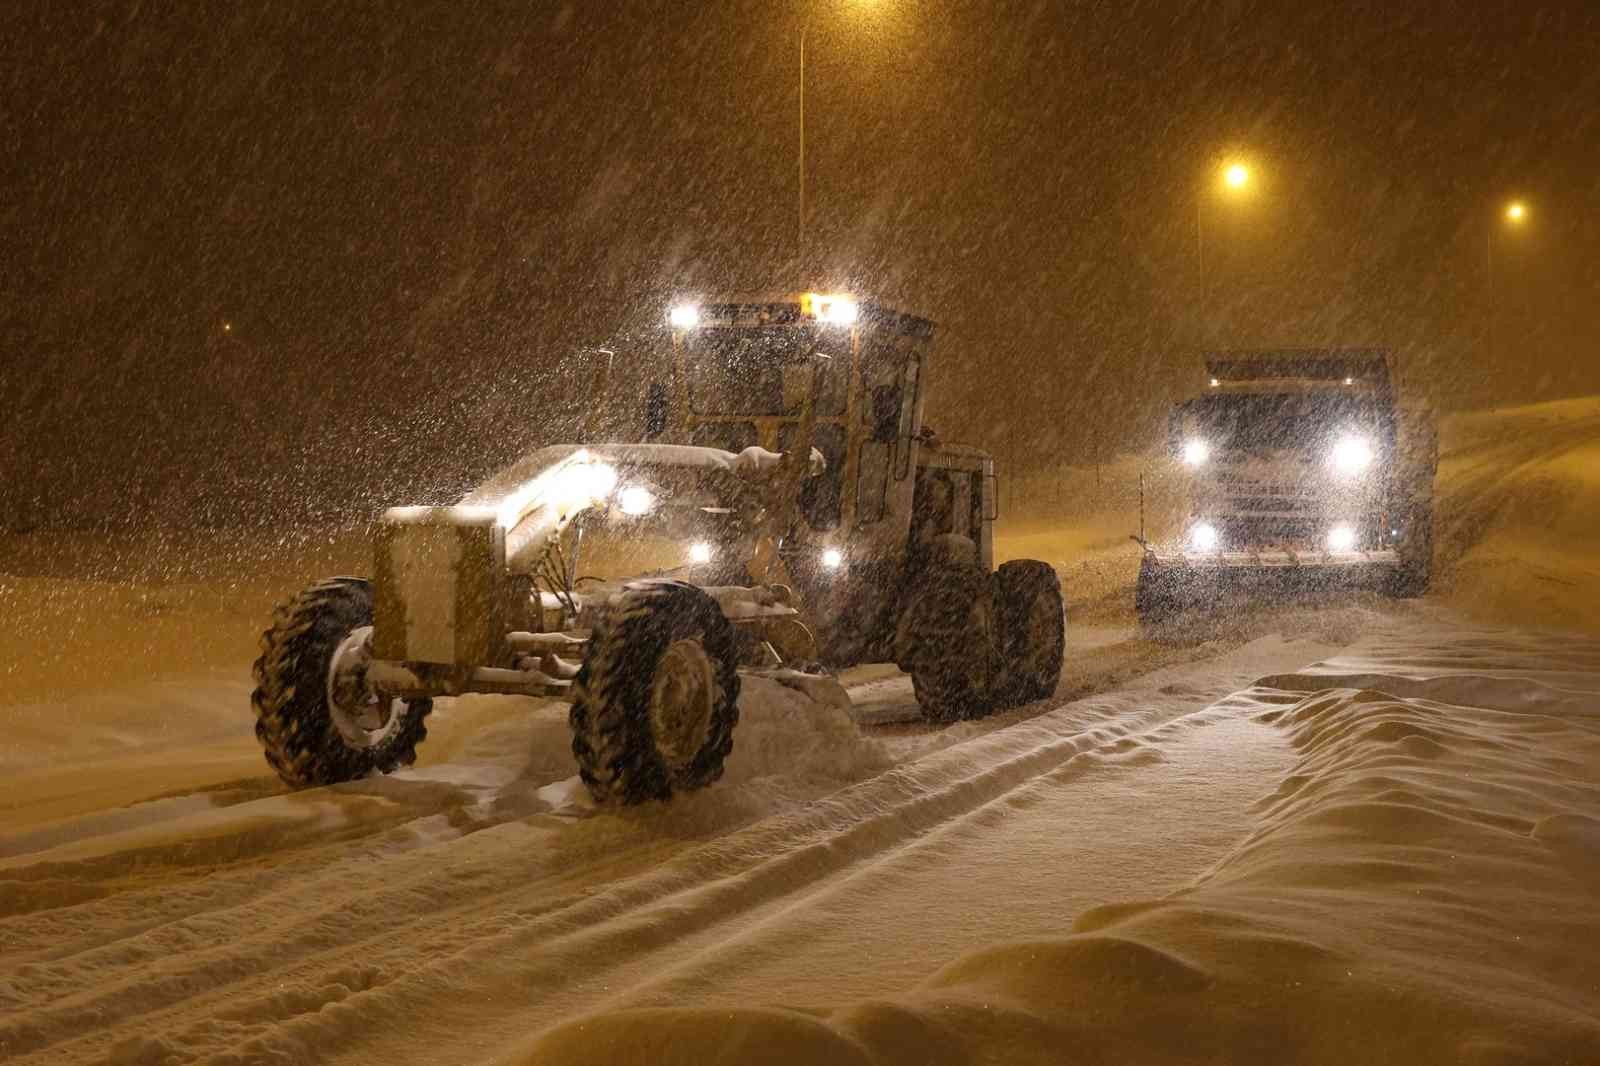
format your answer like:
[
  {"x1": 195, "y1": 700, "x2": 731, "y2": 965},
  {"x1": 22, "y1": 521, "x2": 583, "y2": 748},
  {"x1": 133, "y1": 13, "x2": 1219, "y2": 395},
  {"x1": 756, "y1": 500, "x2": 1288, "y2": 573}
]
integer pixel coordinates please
[
  {"x1": 1147, "y1": 548, "x2": 1399, "y2": 571},
  {"x1": 1137, "y1": 548, "x2": 1402, "y2": 624}
]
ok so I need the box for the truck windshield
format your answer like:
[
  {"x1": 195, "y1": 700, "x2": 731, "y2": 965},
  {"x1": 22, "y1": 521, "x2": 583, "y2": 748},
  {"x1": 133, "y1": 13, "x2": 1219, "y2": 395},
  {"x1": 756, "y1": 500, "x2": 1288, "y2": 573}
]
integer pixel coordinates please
[
  {"x1": 1190, "y1": 392, "x2": 1379, "y2": 453},
  {"x1": 684, "y1": 327, "x2": 849, "y2": 417}
]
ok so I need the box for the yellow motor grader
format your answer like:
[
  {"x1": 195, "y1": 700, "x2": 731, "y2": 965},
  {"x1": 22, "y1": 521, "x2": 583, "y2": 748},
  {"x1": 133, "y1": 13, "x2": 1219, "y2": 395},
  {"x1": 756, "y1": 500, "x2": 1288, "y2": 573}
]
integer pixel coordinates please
[{"x1": 251, "y1": 292, "x2": 1065, "y2": 805}]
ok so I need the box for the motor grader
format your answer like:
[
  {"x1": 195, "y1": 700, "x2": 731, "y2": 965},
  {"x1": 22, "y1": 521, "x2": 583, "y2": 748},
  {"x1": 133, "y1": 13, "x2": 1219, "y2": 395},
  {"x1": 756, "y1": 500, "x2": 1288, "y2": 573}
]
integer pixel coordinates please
[{"x1": 251, "y1": 292, "x2": 1065, "y2": 805}]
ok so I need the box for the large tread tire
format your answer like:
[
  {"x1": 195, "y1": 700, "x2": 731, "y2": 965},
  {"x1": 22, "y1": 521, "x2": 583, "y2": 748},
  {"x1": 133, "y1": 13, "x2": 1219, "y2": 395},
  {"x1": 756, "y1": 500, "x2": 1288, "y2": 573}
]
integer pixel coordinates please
[
  {"x1": 570, "y1": 581, "x2": 741, "y2": 806},
  {"x1": 251, "y1": 577, "x2": 432, "y2": 789},
  {"x1": 995, "y1": 560, "x2": 1065, "y2": 706},
  {"x1": 904, "y1": 564, "x2": 1002, "y2": 723}
]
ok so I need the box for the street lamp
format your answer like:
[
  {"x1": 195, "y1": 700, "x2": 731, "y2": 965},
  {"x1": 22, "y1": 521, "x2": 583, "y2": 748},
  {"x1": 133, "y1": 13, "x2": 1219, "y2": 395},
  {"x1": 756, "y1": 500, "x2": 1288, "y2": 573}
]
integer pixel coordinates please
[
  {"x1": 1485, "y1": 199, "x2": 1528, "y2": 363},
  {"x1": 1196, "y1": 159, "x2": 1254, "y2": 343}
]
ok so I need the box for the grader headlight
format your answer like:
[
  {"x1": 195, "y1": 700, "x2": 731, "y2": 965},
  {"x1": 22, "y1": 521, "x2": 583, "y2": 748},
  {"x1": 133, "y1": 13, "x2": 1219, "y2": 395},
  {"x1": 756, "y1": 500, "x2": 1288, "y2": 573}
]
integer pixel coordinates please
[
  {"x1": 668, "y1": 303, "x2": 701, "y2": 329},
  {"x1": 618, "y1": 484, "x2": 655, "y2": 516},
  {"x1": 801, "y1": 292, "x2": 859, "y2": 326},
  {"x1": 555, "y1": 461, "x2": 617, "y2": 509}
]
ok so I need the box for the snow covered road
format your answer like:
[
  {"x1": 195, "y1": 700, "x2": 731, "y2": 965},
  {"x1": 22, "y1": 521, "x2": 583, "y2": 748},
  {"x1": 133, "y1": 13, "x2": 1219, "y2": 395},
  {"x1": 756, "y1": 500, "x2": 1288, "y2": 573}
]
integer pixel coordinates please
[{"x1": 1, "y1": 619, "x2": 1356, "y2": 1065}]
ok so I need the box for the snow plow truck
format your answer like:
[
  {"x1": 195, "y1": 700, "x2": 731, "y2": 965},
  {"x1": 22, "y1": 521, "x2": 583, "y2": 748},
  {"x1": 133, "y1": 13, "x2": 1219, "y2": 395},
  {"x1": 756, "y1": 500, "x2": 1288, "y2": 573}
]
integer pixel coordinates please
[
  {"x1": 1137, "y1": 349, "x2": 1437, "y2": 625},
  {"x1": 251, "y1": 292, "x2": 1065, "y2": 805}
]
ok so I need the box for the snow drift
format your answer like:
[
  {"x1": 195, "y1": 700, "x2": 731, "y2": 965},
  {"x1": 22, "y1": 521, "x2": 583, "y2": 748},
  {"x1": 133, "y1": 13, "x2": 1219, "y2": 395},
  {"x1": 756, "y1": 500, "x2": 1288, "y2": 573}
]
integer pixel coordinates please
[
  {"x1": 520, "y1": 625, "x2": 1600, "y2": 1064},
  {"x1": 1433, "y1": 395, "x2": 1600, "y2": 633}
]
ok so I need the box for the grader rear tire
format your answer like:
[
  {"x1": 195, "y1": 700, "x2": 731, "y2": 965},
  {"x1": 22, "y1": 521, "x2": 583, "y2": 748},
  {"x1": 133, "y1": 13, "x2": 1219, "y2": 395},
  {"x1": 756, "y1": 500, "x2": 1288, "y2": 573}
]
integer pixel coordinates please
[
  {"x1": 570, "y1": 581, "x2": 741, "y2": 806},
  {"x1": 995, "y1": 560, "x2": 1065, "y2": 705},
  {"x1": 251, "y1": 578, "x2": 432, "y2": 789},
  {"x1": 904, "y1": 564, "x2": 1003, "y2": 723}
]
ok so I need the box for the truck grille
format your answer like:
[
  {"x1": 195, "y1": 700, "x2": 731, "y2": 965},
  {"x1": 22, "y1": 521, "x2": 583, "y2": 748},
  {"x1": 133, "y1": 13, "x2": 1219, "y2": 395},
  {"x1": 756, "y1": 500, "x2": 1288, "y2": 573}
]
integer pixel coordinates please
[{"x1": 1216, "y1": 475, "x2": 1320, "y2": 517}]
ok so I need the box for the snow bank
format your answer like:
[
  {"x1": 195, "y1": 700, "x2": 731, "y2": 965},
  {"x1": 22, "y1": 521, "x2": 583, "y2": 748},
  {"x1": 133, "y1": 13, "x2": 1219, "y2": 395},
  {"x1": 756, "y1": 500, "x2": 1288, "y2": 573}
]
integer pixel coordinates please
[
  {"x1": 519, "y1": 625, "x2": 1600, "y2": 1064},
  {"x1": 1433, "y1": 395, "x2": 1600, "y2": 633}
]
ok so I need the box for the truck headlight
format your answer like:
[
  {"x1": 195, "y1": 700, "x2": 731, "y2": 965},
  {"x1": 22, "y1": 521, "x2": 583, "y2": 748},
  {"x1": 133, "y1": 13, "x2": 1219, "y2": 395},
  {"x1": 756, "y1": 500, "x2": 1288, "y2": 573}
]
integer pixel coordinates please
[
  {"x1": 1188, "y1": 522, "x2": 1220, "y2": 552},
  {"x1": 618, "y1": 485, "x2": 654, "y2": 516},
  {"x1": 669, "y1": 303, "x2": 701, "y2": 328},
  {"x1": 820, "y1": 547, "x2": 844, "y2": 569},
  {"x1": 1326, "y1": 524, "x2": 1356, "y2": 552},
  {"x1": 1182, "y1": 438, "x2": 1210, "y2": 466},
  {"x1": 1329, "y1": 435, "x2": 1373, "y2": 476},
  {"x1": 689, "y1": 541, "x2": 713, "y2": 564}
]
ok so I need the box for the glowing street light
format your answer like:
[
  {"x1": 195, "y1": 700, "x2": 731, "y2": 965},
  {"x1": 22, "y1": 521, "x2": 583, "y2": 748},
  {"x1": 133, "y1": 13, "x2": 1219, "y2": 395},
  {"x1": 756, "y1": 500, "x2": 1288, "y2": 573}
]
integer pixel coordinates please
[
  {"x1": 1485, "y1": 198, "x2": 1531, "y2": 363},
  {"x1": 1196, "y1": 157, "x2": 1258, "y2": 342}
]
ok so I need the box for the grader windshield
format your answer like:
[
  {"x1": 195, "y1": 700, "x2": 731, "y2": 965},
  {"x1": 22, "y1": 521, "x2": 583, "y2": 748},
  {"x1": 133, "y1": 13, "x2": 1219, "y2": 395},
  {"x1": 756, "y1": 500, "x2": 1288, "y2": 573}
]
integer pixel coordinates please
[
  {"x1": 683, "y1": 327, "x2": 851, "y2": 419},
  {"x1": 666, "y1": 293, "x2": 930, "y2": 536}
]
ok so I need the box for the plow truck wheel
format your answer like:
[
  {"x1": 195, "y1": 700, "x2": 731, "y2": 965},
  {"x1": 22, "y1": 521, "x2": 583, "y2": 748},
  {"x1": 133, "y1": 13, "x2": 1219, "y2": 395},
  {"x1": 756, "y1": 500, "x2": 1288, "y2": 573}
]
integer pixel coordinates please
[
  {"x1": 570, "y1": 581, "x2": 741, "y2": 806},
  {"x1": 1135, "y1": 553, "x2": 1179, "y2": 634},
  {"x1": 905, "y1": 564, "x2": 1003, "y2": 723},
  {"x1": 1389, "y1": 500, "x2": 1435, "y2": 598},
  {"x1": 251, "y1": 578, "x2": 432, "y2": 789},
  {"x1": 995, "y1": 560, "x2": 1065, "y2": 706}
]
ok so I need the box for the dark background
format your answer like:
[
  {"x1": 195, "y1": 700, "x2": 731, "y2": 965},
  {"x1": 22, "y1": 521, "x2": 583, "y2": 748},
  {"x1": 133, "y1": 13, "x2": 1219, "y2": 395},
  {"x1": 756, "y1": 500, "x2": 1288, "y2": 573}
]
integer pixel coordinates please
[{"x1": 5, "y1": 0, "x2": 1597, "y2": 529}]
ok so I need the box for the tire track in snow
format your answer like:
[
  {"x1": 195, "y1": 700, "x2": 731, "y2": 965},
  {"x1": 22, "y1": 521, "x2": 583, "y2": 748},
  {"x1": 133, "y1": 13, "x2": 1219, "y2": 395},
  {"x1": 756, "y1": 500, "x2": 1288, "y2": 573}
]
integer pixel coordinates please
[{"x1": 0, "y1": 635, "x2": 1340, "y2": 1065}]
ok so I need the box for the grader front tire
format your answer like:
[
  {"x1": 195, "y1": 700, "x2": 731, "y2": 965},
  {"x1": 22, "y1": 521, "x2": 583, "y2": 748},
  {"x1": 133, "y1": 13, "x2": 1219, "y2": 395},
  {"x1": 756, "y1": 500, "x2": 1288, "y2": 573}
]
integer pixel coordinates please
[
  {"x1": 570, "y1": 581, "x2": 741, "y2": 806},
  {"x1": 251, "y1": 578, "x2": 432, "y2": 789}
]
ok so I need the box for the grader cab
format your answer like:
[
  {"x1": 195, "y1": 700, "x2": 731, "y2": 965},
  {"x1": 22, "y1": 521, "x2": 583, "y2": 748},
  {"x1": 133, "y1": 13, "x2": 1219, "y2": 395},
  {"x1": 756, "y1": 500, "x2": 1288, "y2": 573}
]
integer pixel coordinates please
[{"x1": 250, "y1": 292, "x2": 1065, "y2": 806}]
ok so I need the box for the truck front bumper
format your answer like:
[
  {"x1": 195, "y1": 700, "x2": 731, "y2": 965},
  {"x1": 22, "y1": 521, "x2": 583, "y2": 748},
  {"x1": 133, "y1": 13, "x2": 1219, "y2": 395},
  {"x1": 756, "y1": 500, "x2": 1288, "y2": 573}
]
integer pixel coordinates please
[
  {"x1": 1137, "y1": 547, "x2": 1404, "y2": 621},
  {"x1": 1145, "y1": 548, "x2": 1400, "y2": 571}
]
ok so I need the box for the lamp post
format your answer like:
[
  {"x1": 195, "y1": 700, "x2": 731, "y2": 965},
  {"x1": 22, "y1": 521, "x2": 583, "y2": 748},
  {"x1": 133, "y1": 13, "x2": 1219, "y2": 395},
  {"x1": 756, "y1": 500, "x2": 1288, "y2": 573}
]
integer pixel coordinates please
[
  {"x1": 799, "y1": 24, "x2": 807, "y2": 249},
  {"x1": 1485, "y1": 200, "x2": 1527, "y2": 365},
  {"x1": 1196, "y1": 160, "x2": 1252, "y2": 344}
]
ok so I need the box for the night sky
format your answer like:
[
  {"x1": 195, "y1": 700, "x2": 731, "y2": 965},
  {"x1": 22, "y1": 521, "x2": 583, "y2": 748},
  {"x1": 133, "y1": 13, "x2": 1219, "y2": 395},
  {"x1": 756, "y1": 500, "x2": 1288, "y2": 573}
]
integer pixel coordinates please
[{"x1": 5, "y1": 1, "x2": 1598, "y2": 529}]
